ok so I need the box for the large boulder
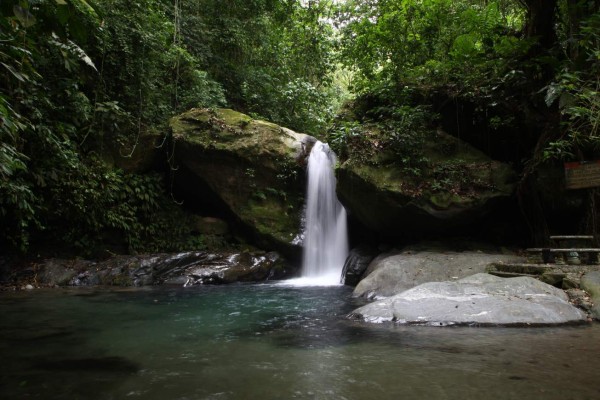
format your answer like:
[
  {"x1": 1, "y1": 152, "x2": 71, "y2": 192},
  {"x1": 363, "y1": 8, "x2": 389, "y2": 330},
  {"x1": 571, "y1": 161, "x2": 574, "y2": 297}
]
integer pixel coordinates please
[
  {"x1": 337, "y1": 129, "x2": 517, "y2": 240},
  {"x1": 170, "y1": 108, "x2": 316, "y2": 258},
  {"x1": 581, "y1": 271, "x2": 600, "y2": 320},
  {"x1": 349, "y1": 273, "x2": 588, "y2": 326},
  {"x1": 353, "y1": 249, "x2": 523, "y2": 298}
]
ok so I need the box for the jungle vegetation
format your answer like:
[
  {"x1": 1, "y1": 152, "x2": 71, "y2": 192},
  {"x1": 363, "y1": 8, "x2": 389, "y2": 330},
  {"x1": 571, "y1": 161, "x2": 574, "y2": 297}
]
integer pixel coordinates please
[{"x1": 1, "y1": 0, "x2": 599, "y2": 255}]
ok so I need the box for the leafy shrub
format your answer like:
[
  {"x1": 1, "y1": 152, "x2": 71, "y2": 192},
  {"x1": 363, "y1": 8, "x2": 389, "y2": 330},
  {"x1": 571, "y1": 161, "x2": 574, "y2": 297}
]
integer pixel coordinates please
[
  {"x1": 328, "y1": 102, "x2": 436, "y2": 176},
  {"x1": 43, "y1": 159, "x2": 201, "y2": 255}
]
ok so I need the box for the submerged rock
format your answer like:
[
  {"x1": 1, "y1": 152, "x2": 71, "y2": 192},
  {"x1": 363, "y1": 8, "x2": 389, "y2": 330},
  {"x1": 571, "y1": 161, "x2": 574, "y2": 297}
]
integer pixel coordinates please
[
  {"x1": 350, "y1": 273, "x2": 588, "y2": 326},
  {"x1": 171, "y1": 108, "x2": 316, "y2": 258},
  {"x1": 353, "y1": 250, "x2": 523, "y2": 298}
]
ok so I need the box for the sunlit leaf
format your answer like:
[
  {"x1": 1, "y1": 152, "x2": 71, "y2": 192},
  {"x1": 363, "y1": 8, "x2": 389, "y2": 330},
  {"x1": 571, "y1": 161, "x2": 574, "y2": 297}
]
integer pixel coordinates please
[{"x1": 544, "y1": 84, "x2": 560, "y2": 107}]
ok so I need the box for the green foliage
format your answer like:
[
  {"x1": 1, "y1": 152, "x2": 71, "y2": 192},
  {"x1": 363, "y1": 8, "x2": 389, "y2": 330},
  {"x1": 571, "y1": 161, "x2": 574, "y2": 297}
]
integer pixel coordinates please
[
  {"x1": 338, "y1": 0, "x2": 528, "y2": 92},
  {"x1": 430, "y1": 160, "x2": 496, "y2": 195},
  {"x1": 0, "y1": 0, "x2": 225, "y2": 253},
  {"x1": 0, "y1": 0, "x2": 97, "y2": 250},
  {"x1": 377, "y1": 106, "x2": 432, "y2": 176},
  {"x1": 543, "y1": 12, "x2": 600, "y2": 161},
  {"x1": 328, "y1": 101, "x2": 436, "y2": 176},
  {"x1": 10, "y1": 0, "x2": 597, "y2": 254},
  {"x1": 45, "y1": 160, "x2": 200, "y2": 254},
  {"x1": 84, "y1": 0, "x2": 226, "y2": 149},
  {"x1": 180, "y1": 0, "x2": 340, "y2": 135}
]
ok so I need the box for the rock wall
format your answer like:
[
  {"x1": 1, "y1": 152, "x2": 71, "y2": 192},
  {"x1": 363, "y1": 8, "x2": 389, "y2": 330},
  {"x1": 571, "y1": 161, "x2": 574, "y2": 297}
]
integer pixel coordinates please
[
  {"x1": 170, "y1": 108, "x2": 316, "y2": 260},
  {"x1": 337, "y1": 129, "x2": 518, "y2": 242}
]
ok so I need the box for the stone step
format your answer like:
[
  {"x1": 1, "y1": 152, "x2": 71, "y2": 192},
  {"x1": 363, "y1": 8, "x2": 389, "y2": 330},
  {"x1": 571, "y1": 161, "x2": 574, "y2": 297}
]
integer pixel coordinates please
[
  {"x1": 488, "y1": 263, "x2": 551, "y2": 275},
  {"x1": 488, "y1": 270, "x2": 540, "y2": 279}
]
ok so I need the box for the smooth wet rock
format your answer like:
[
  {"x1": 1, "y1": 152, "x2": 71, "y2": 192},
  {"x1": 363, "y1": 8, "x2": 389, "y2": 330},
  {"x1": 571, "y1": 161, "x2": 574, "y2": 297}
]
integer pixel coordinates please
[
  {"x1": 353, "y1": 250, "x2": 523, "y2": 298},
  {"x1": 341, "y1": 245, "x2": 378, "y2": 286},
  {"x1": 31, "y1": 250, "x2": 289, "y2": 287},
  {"x1": 350, "y1": 273, "x2": 588, "y2": 326},
  {"x1": 183, "y1": 251, "x2": 285, "y2": 285},
  {"x1": 171, "y1": 108, "x2": 316, "y2": 258},
  {"x1": 37, "y1": 260, "x2": 78, "y2": 286}
]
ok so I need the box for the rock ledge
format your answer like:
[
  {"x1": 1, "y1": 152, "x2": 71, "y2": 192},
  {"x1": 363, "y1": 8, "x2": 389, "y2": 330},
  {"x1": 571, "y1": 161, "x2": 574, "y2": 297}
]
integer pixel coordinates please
[{"x1": 350, "y1": 273, "x2": 588, "y2": 326}]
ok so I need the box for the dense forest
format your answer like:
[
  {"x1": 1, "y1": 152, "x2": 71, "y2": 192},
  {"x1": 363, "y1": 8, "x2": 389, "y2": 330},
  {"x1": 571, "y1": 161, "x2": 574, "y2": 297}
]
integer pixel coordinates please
[{"x1": 1, "y1": 0, "x2": 599, "y2": 257}]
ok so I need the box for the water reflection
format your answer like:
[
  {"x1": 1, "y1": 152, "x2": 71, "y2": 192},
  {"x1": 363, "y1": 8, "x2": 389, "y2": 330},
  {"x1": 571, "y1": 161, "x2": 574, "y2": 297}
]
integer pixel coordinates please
[{"x1": 1, "y1": 285, "x2": 600, "y2": 400}]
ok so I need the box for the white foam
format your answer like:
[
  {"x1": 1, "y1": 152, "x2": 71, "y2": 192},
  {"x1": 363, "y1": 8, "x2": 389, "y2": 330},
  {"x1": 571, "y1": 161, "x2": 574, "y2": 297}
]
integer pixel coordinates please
[{"x1": 278, "y1": 275, "x2": 343, "y2": 287}]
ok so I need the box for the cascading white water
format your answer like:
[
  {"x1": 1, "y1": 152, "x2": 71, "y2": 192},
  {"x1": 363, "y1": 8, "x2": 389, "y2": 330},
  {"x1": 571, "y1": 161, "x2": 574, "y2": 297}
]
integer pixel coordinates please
[{"x1": 299, "y1": 141, "x2": 349, "y2": 285}]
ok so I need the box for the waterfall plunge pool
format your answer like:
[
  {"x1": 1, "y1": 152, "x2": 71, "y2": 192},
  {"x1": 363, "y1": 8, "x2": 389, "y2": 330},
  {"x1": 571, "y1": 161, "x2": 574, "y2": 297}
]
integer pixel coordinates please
[{"x1": 1, "y1": 284, "x2": 600, "y2": 400}]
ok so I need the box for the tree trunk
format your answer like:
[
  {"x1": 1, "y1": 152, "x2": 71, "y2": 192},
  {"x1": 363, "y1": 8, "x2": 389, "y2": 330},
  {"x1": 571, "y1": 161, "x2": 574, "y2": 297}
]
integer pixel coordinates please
[{"x1": 521, "y1": 0, "x2": 558, "y2": 51}]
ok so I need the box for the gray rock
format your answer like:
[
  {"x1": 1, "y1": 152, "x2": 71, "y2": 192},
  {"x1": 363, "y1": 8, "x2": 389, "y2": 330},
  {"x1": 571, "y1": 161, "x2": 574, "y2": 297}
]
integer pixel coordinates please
[
  {"x1": 183, "y1": 251, "x2": 285, "y2": 285},
  {"x1": 353, "y1": 250, "x2": 523, "y2": 298},
  {"x1": 341, "y1": 245, "x2": 378, "y2": 286},
  {"x1": 566, "y1": 288, "x2": 593, "y2": 312},
  {"x1": 32, "y1": 250, "x2": 288, "y2": 287},
  {"x1": 581, "y1": 271, "x2": 600, "y2": 319},
  {"x1": 37, "y1": 260, "x2": 78, "y2": 286},
  {"x1": 350, "y1": 273, "x2": 588, "y2": 326}
]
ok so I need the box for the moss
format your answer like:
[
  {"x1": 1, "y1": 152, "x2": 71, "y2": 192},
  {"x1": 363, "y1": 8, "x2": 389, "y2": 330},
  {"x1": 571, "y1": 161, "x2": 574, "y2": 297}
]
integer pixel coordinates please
[
  {"x1": 171, "y1": 107, "x2": 311, "y2": 256},
  {"x1": 111, "y1": 273, "x2": 134, "y2": 287},
  {"x1": 345, "y1": 162, "x2": 417, "y2": 198},
  {"x1": 429, "y1": 192, "x2": 467, "y2": 209},
  {"x1": 171, "y1": 108, "x2": 298, "y2": 164},
  {"x1": 423, "y1": 132, "x2": 488, "y2": 163},
  {"x1": 242, "y1": 196, "x2": 300, "y2": 241},
  {"x1": 214, "y1": 108, "x2": 253, "y2": 127}
]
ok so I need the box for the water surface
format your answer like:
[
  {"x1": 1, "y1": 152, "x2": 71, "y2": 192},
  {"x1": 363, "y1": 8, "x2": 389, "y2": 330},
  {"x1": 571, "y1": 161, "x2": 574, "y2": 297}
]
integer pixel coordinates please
[{"x1": 1, "y1": 284, "x2": 599, "y2": 400}]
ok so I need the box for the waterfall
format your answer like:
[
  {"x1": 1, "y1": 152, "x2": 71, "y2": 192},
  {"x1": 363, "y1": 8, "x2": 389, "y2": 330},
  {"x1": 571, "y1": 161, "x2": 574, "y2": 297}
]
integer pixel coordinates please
[{"x1": 300, "y1": 141, "x2": 348, "y2": 285}]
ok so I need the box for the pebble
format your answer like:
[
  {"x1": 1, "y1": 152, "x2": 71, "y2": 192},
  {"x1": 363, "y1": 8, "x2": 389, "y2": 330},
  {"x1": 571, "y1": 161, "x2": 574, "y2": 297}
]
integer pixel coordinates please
[{"x1": 25, "y1": 284, "x2": 34, "y2": 290}]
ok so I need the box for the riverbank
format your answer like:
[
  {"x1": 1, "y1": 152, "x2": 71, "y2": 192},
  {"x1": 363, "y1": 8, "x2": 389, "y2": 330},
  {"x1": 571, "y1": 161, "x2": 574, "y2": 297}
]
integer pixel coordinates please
[{"x1": 3, "y1": 245, "x2": 600, "y2": 325}]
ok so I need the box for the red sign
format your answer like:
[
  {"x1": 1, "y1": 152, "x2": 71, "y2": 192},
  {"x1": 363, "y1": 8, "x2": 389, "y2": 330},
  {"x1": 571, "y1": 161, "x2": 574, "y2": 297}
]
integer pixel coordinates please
[{"x1": 564, "y1": 161, "x2": 600, "y2": 189}]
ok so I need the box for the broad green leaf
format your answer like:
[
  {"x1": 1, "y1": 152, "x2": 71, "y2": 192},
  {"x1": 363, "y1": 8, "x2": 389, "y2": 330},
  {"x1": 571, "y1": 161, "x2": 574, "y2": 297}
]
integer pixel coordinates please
[
  {"x1": 1, "y1": 62, "x2": 28, "y2": 82},
  {"x1": 13, "y1": 5, "x2": 36, "y2": 28},
  {"x1": 69, "y1": 0, "x2": 101, "y2": 22}
]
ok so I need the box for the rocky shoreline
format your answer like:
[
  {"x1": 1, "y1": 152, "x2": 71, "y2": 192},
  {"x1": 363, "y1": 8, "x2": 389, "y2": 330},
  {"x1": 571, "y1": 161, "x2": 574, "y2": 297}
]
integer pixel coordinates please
[
  {"x1": 2, "y1": 245, "x2": 600, "y2": 327},
  {"x1": 0, "y1": 250, "x2": 292, "y2": 291}
]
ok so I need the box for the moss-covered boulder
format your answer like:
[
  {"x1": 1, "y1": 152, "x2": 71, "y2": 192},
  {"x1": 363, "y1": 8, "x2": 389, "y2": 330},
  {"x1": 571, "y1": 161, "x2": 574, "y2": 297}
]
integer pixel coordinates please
[
  {"x1": 170, "y1": 108, "x2": 316, "y2": 258},
  {"x1": 337, "y1": 128, "x2": 517, "y2": 240}
]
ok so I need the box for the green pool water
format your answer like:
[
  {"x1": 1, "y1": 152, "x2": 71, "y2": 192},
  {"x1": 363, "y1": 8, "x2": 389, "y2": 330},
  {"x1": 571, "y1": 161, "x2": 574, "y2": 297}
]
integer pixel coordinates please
[{"x1": 1, "y1": 284, "x2": 599, "y2": 400}]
